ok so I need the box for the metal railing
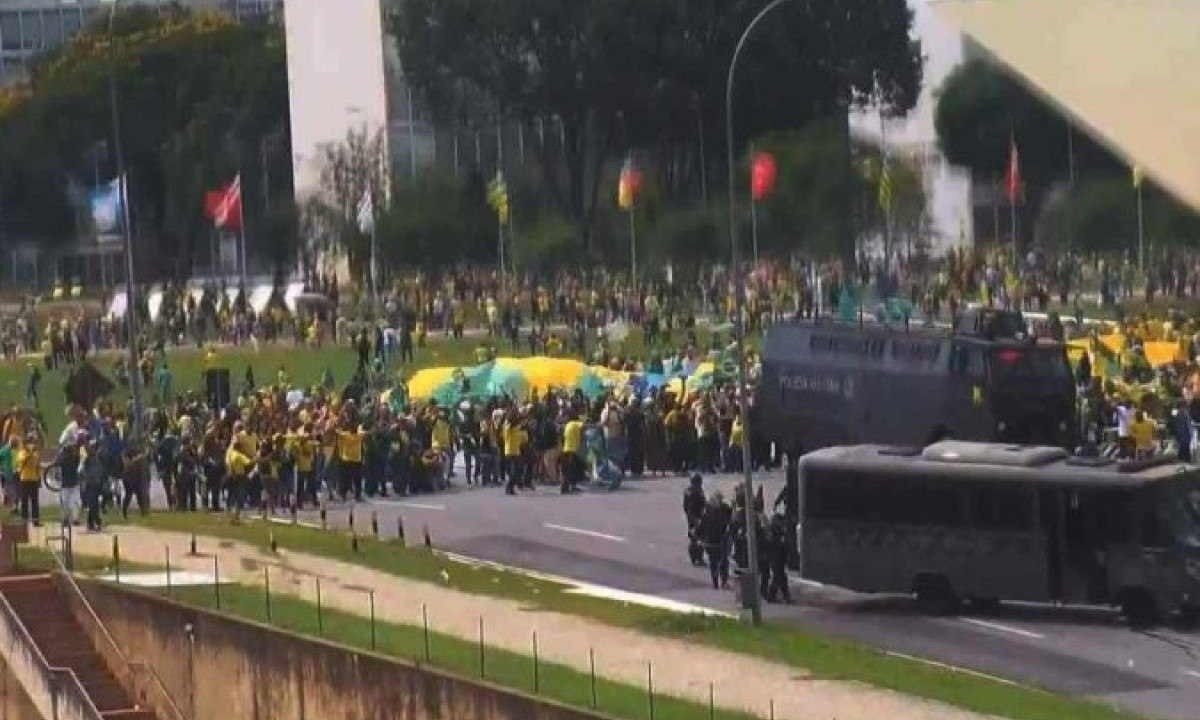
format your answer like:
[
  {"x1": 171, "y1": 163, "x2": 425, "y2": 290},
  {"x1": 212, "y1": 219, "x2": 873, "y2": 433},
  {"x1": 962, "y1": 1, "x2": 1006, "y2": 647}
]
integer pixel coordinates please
[
  {"x1": 0, "y1": 575, "x2": 105, "y2": 720},
  {"x1": 46, "y1": 529, "x2": 188, "y2": 720}
]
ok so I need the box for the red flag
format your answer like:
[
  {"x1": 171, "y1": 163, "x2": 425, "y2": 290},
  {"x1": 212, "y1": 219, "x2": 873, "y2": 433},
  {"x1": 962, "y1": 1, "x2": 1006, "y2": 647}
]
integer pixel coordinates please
[
  {"x1": 1004, "y1": 139, "x2": 1022, "y2": 204},
  {"x1": 209, "y1": 175, "x2": 242, "y2": 230},
  {"x1": 751, "y1": 152, "x2": 778, "y2": 202},
  {"x1": 204, "y1": 191, "x2": 223, "y2": 221}
]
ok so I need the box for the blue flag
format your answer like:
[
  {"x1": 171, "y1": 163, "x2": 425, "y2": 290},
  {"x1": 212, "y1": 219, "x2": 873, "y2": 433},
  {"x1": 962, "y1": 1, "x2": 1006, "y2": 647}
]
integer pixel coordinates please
[{"x1": 90, "y1": 177, "x2": 123, "y2": 235}]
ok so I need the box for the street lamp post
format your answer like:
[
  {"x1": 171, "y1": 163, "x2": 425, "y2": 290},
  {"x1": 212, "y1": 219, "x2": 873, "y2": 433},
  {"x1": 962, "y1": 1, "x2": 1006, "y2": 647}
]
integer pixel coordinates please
[
  {"x1": 105, "y1": 0, "x2": 144, "y2": 442},
  {"x1": 726, "y1": 0, "x2": 793, "y2": 626}
]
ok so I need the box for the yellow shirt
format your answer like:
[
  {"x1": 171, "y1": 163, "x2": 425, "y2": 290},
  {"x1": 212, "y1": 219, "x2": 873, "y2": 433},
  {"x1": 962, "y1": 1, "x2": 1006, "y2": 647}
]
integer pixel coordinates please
[
  {"x1": 502, "y1": 424, "x2": 527, "y2": 458},
  {"x1": 730, "y1": 417, "x2": 745, "y2": 447},
  {"x1": 562, "y1": 420, "x2": 584, "y2": 454},
  {"x1": 16, "y1": 447, "x2": 39, "y2": 483},
  {"x1": 225, "y1": 447, "x2": 252, "y2": 477},
  {"x1": 1130, "y1": 420, "x2": 1156, "y2": 452},
  {"x1": 431, "y1": 418, "x2": 452, "y2": 451},
  {"x1": 336, "y1": 429, "x2": 365, "y2": 463},
  {"x1": 293, "y1": 435, "x2": 315, "y2": 472}
]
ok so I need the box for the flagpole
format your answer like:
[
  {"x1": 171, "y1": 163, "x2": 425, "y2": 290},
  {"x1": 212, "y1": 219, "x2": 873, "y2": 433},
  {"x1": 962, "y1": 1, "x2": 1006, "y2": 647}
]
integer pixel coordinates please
[
  {"x1": 750, "y1": 199, "x2": 759, "y2": 264},
  {"x1": 106, "y1": 0, "x2": 144, "y2": 443},
  {"x1": 629, "y1": 206, "x2": 637, "y2": 285},
  {"x1": 238, "y1": 173, "x2": 248, "y2": 290},
  {"x1": 1137, "y1": 182, "x2": 1145, "y2": 274}
]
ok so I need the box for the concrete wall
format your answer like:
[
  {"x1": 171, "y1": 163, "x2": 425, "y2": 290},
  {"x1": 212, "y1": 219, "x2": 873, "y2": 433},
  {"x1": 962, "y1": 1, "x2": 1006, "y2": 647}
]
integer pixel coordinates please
[
  {"x1": 80, "y1": 580, "x2": 609, "y2": 720},
  {"x1": 0, "y1": 653, "x2": 48, "y2": 720},
  {"x1": 0, "y1": 588, "x2": 98, "y2": 720}
]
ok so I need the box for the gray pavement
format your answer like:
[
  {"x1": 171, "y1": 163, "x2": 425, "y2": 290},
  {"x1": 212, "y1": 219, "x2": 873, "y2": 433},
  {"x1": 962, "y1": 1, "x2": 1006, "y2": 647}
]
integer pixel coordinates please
[
  {"x1": 51, "y1": 466, "x2": 1200, "y2": 719},
  {"x1": 292, "y1": 468, "x2": 1200, "y2": 720}
]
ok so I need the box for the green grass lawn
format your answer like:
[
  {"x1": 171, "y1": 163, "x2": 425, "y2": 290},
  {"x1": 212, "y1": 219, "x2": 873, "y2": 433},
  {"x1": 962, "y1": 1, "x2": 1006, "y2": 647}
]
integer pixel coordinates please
[
  {"x1": 0, "y1": 323, "x2": 727, "y2": 440},
  {"x1": 120, "y1": 513, "x2": 1143, "y2": 720}
]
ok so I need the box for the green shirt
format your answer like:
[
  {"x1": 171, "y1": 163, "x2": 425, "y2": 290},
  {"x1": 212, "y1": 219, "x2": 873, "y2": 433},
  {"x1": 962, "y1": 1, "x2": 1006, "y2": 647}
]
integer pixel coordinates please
[{"x1": 0, "y1": 445, "x2": 12, "y2": 476}]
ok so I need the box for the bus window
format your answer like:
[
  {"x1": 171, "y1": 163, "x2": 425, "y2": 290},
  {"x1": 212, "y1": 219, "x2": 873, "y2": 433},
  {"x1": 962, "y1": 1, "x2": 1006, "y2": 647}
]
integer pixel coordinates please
[
  {"x1": 1140, "y1": 505, "x2": 1174, "y2": 549},
  {"x1": 951, "y1": 344, "x2": 987, "y2": 378},
  {"x1": 807, "y1": 472, "x2": 859, "y2": 519},
  {"x1": 971, "y1": 485, "x2": 1033, "y2": 530},
  {"x1": 1158, "y1": 477, "x2": 1200, "y2": 549}
]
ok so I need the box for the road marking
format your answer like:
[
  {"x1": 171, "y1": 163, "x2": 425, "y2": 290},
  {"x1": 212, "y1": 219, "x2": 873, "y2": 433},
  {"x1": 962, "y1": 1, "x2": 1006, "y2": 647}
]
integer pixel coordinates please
[
  {"x1": 884, "y1": 651, "x2": 1022, "y2": 687},
  {"x1": 958, "y1": 617, "x2": 1045, "y2": 640},
  {"x1": 1181, "y1": 668, "x2": 1200, "y2": 680},
  {"x1": 373, "y1": 500, "x2": 447, "y2": 511},
  {"x1": 542, "y1": 523, "x2": 627, "y2": 543}
]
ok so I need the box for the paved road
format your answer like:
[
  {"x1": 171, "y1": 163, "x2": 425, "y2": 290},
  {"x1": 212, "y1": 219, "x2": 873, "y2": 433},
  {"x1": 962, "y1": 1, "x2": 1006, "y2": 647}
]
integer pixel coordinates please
[
  {"x1": 274, "y1": 468, "x2": 1200, "y2": 720},
  {"x1": 51, "y1": 464, "x2": 1195, "y2": 719}
]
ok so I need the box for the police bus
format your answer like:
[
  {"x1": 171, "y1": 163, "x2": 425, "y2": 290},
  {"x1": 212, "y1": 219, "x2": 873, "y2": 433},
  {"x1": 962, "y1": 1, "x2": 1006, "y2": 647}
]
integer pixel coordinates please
[
  {"x1": 756, "y1": 308, "x2": 1076, "y2": 453},
  {"x1": 799, "y1": 441, "x2": 1200, "y2": 623}
]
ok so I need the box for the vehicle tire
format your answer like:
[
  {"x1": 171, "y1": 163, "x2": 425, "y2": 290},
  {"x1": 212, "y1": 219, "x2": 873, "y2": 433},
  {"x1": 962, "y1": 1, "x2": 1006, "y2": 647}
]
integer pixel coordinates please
[
  {"x1": 914, "y1": 575, "x2": 959, "y2": 615},
  {"x1": 41, "y1": 463, "x2": 62, "y2": 492},
  {"x1": 1120, "y1": 588, "x2": 1158, "y2": 628}
]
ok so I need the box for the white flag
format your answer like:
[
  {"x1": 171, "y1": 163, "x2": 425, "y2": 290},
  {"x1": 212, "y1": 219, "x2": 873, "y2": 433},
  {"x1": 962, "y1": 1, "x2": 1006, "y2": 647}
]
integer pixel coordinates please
[
  {"x1": 90, "y1": 176, "x2": 123, "y2": 235},
  {"x1": 357, "y1": 189, "x2": 374, "y2": 234}
]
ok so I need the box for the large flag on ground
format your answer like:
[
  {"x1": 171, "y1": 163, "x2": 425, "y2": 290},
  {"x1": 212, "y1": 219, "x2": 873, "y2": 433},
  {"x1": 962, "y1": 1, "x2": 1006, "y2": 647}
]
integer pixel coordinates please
[
  {"x1": 207, "y1": 175, "x2": 242, "y2": 230},
  {"x1": 357, "y1": 189, "x2": 374, "y2": 234},
  {"x1": 90, "y1": 177, "x2": 124, "y2": 234},
  {"x1": 1004, "y1": 139, "x2": 1022, "y2": 204}
]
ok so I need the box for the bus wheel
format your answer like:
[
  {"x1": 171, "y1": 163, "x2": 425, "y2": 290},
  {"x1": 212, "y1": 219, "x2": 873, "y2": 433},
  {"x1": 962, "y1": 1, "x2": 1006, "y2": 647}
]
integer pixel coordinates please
[
  {"x1": 1119, "y1": 588, "x2": 1158, "y2": 628},
  {"x1": 914, "y1": 575, "x2": 959, "y2": 615}
]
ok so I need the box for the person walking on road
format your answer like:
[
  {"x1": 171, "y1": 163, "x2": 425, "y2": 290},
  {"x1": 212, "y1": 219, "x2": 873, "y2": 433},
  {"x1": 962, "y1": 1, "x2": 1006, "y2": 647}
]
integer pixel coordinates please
[
  {"x1": 683, "y1": 474, "x2": 706, "y2": 566},
  {"x1": 696, "y1": 490, "x2": 732, "y2": 589},
  {"x1": 765, "y1": 512, "x2": 793, "y2": 604}
]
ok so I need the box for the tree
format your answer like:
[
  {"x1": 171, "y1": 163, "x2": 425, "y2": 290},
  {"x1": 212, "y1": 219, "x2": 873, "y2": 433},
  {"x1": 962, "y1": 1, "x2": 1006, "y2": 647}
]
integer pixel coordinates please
[
  {"x1": 315, "y1": 127, "x2": 389, "y2": 280},
  {"x1": 937, "y1": 59, "x2": 1200, "y2": 253},
  {"x1": 392, "y1": 0, "x2": 922, "y2": 257},
  {"x1": 0, "y1": 6, "x2": 293, "y2": 278}
]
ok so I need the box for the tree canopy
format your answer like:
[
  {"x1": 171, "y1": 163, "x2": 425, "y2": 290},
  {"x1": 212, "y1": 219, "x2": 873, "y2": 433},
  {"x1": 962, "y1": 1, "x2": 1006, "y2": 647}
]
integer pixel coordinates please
[
  {"x1": 392, "y1": 0, "x2": 922, "y2": 254},
  {"x1": 0, "y1": 5, "x2": 292, "y2": 278}
]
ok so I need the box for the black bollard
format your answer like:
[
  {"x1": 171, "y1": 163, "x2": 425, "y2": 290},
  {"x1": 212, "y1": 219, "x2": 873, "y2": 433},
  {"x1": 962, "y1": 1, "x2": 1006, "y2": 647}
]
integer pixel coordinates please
[
  {"x1": 349, "y1": 507, "x2": 355, "y2": 532},
  {"x1": 371, "y1": 512, "x2": 379, "y2": 538},
  {"x1": 189, "y1": 533, "x2": 197, "y2": 556},
  {"x1": 320, "y1": 505, "x2": 327, "y2": 530},
  {"x1": 396, "y1": 516, "x2": 405, "y2": 547},
  {"x1": 423, "y1": 524, "x2": 432, "y2": 549},
  {"x1": 351, "y1": 533, "x2": 359, "y2": 553},
  {"x1": 291, "y1": 504, "x2": 298, "y2": 525},
  {"x1": 269, "y1": 532, "x2": 278, "y2": 554}
]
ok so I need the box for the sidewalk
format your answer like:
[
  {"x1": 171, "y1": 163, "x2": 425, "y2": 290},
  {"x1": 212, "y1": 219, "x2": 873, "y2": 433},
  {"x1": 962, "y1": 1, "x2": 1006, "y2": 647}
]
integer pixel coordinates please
[{"x1": 64, "y1": 526, "x2": 994, "y2": 720}]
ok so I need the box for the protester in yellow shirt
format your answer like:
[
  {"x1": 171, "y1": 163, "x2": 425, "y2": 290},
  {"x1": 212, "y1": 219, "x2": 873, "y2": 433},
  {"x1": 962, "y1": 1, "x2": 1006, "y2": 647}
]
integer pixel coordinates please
[
  {"x1": 560, "y1": 416, "x2": 585, "y2": 494},
  {"x1": 15, "y1": 435, "x2": 41, "y2": 525},
  {"x1": 1130, "y1": 411, "x2": 1157, "y2": 458},
  {"x1": 293, "y1": 427, "x2": 317, "y2": 507},
  {"x1": 336, "y1": 424, "x2": 365, "y2": 501},
  {"x1": 502, "y1": 419, "x2": 528, "y2": 495},
  {"x1": 225, "y1": 441, "x2": 253, "y2": 523}
]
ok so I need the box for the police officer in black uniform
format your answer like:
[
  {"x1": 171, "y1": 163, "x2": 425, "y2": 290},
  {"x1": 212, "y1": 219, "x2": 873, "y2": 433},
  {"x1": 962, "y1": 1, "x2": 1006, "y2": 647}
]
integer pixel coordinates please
[{"x1": 683, "y1": 474, "x2": 706, "y2": 565}]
